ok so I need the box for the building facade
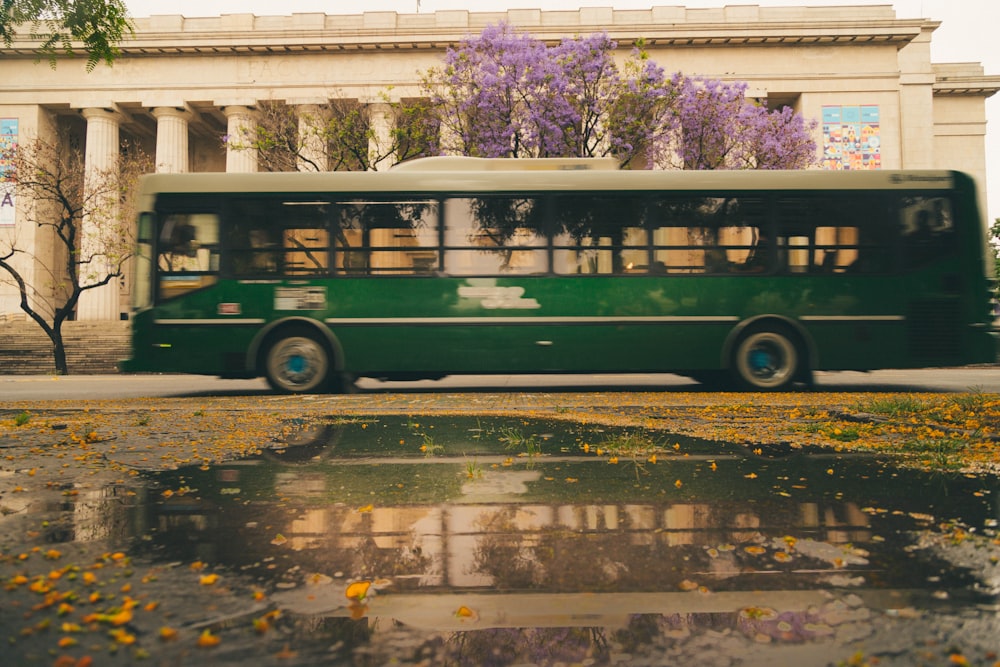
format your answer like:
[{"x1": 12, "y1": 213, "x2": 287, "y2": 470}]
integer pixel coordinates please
[{"x1": 1, "y1": 4, "x2": 998, "y2": 321}]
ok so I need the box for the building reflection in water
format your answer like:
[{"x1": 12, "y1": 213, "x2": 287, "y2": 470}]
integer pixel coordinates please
[{"x1": 48, "y1": 416, "x2": 995, "y2": 664}]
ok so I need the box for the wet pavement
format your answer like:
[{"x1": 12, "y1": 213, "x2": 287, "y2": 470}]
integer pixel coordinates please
[{"x1": 1, "y1": 396, "x2": 999, "y2": 666}]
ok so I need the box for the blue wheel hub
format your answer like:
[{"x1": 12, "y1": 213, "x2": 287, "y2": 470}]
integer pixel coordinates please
[
  {"x1": 287, "y1": 354, "x2": 307, "y2": 374},
  {"x1": 750, "y1": 348, "x2": 773, "y2": 374}
]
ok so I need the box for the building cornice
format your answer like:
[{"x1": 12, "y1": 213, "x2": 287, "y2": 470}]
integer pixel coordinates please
[
  {"x1": 1, "y1": 5, "x2": 926, "y2": 57},
  {"x1": 932, "y1": 64, "x2": 1000, "y2": 98}
]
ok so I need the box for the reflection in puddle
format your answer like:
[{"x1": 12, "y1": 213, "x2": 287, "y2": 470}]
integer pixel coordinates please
[{"x1": 53, "y1": 417, "x2": 1000, "y2": 663}]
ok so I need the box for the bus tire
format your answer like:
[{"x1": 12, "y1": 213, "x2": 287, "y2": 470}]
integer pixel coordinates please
[
  {"x1": 264, "y1": 332, "x2": 330, "y2": 394},
  {"x1": 732, "y1": 327, "x2": 800, "y2": 391}
]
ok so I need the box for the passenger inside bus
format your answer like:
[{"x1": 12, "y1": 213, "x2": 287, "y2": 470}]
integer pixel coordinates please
[
  {"x1": 158, "y1": 220, "x2": 202, "y2": 272},
  {"x1": 739, "y1": 233, "x2": 771, "y2": 272}
]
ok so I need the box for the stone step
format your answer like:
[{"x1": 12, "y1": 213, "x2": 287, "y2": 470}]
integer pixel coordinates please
[{"x1": 0, "y1": 321, "x2": 130, "y2": 375}]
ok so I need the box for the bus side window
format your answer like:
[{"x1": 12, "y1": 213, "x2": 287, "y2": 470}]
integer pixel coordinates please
[
  {"x1": 552, "y1": 195, "x2": 647, "y2": 275},
  {"x1": 778, "y1": 194, "x2": 891, "y2": 275},
  {"x1": 902, "y1": 196, "x2": 955, "y2": 268},
  {"x1": 159, "y1": 214, "x2": 219, "y2": 272},
  {"x1": 444, "y1": 197, "x2": 545, "y2": 275},
  {"x1": 737, "y1": 230, "x2": 772, "y2": 273},
  {"x1": 336, "y1": 200, "x2": 438, "y2": 275},
  {"x1": 281, "y1": 201, "x2": 330, "y2": 276},
  {"x1": 228, "y1": 199, "x2": 283, "y2": 276},
  {"x1": 156, "y1": 212, "x2": 220, "y2": 300},
  {"x1": 814, "y1": 226, "x2": 858, "y2": 273},
  {"x1": 647, "y1": 197, "x2": 704, "y2": 273},
  {"x1": 648, "y1": 196, "x2": 765, "y2": 274}
]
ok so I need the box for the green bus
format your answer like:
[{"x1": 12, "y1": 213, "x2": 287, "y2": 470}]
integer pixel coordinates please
[{"x1": 122, "y1": 157, "x2": 998, "y2": 392}]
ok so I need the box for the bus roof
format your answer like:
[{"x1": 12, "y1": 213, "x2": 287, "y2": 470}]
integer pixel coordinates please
[
  {"x1": 138, "y1": 162, "x2": 962, "y2": 207},
  {"x1": 389, "y1": 156, "x2": 621, "y2": 171}
]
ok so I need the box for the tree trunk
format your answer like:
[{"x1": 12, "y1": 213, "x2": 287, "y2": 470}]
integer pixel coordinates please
[{"x1": 51, "y1": 326, "x2": 69, "y2": 375}]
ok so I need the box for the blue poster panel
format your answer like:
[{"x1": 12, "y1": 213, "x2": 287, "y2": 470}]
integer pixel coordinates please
[
  {"x1": 0, "y1": 118, "x2": 16, "y2": 227},
  {"x1": 822, "y1": 105, "x2": 880, "y2": 170}
]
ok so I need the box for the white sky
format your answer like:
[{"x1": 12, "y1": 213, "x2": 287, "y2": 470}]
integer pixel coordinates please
[{"x1": 125, "y1": 0, "x2": 1000, "y2": 223}]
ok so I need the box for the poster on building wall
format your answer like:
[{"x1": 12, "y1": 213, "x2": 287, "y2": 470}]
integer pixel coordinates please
[
  {"x1": 0, "y1": 118, "x2": 16, "y2": 227},
  {"x1": 822, "y1": 105, "x2": 880, "y2": 170}
]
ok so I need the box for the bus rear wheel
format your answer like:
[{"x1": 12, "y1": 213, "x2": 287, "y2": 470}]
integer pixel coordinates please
[
  {"x1": 732, "y1": 328, "x2": 800, "y2": 391},
  {"x1": 264, "y1": 333, "x2": 330, "y2": 394}
]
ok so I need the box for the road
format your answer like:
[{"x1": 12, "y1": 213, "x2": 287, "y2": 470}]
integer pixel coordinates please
[
  {"x1": 1, "y1": 372, "x2": 999, "y2": 666},
  {"x1": 0, "y1": 367, "x2": 997, "y2": 401}
]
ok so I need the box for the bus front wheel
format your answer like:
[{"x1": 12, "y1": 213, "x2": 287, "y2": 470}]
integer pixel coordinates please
[
  {"x1": 732, "y1": 328, "x2": 800, "y2": 391},
  {"x1": 264, "y1": 333, "x2": 330, "y2": 394}
]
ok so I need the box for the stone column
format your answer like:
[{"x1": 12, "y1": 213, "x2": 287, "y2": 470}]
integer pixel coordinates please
[
  {"x1": 152, "y1": 107, "x2": 191, "y2": 173},
  {"x1": 223, "y1": 105, "x2": 258, "y2": 173},
  {"x1": 76, "y1": 108, "x2": 122, "y2": 321},
  {"x1": 368, "y1": 102, "x2": 394, "y2": 171},
  {"x1": 897, "y1": 27, "x2": 935, "y2": 169},
  {"x1": 296, "y1": 103, "x2": 328, "y2": 172}
]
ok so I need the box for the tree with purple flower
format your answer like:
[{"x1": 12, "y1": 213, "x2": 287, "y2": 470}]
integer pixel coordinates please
[
  {"x1": 665, "y1": 75, "x2": 817, "y2": 170},
  {"x1": 421, "y1": 23, "x2": 817, "y2": 170}
]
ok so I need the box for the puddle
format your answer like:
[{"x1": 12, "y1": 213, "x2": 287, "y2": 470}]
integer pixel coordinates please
[{"x1": 5, "y1": 416, "x2": 1000, "y2": 665}]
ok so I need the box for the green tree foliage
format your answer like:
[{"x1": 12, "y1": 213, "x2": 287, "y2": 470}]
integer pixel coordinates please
[
  {"x1": 229, "y1": 96, "x2": 438, "y2": 172},
  {"x1": 0, "y1": 0, "x2": 131, "y2": 70}
]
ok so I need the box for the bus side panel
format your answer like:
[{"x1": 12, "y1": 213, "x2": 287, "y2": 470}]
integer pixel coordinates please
[
  {"x1": 804, "y1": 322, "x2": 909, "y2": 371},
  {"x1": 325, "y1": 276, "x2": 735, "y2": 375},
  {"x1": 126, "y1": 313, "x2": 260, "y2": 377},
  {"x1": 127, "y1": 281, "x2": 276, "y2": 376},
  {"x1": 330, "y1": 323, "x2": 731, "y2": 375}
]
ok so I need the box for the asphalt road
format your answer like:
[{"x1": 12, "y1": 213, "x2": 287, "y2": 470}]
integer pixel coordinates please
[{"x1": 1, "y1": 367, "x2": 998, "y2": 401}]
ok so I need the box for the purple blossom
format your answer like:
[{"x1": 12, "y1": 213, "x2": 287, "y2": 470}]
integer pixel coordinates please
[{"x1": 422, "y1": 24, "x2": 817, "y2": 169}]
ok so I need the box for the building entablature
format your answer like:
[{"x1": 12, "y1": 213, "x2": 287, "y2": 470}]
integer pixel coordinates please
[
  {"x1": 0, "y1": 5, "x2": 928, "y2": 58},
  {"x1": 932, "y1": 64, "x2": 1000, "y2": 97}
]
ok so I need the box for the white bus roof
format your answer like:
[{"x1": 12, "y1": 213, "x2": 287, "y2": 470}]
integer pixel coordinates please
[{"x1": 390, "y1": 156, "x2": 620, "y2": 171}]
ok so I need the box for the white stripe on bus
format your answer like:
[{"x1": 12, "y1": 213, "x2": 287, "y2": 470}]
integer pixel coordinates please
[
  {"x1": 799, "y1": 316, "x2": 905, "y2": 322},
  {"x1": 326, "y1": 316, "x2": 739, "y2": 325},
  {"x1": 154, "y1": 319, "x2": 267, "y2": 325},
  {"x1": 152, "y1": 315, "x2": 905, "y2": 326}
]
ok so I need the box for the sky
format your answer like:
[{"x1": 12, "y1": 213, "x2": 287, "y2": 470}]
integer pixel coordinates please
[{"x1": 124, "y1": 0, "x2": 999, "y2": 224}]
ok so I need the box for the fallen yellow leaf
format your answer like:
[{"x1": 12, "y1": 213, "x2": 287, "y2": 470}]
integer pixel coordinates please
[
  {"x1": 345, "y1": 580, "x2": 371, "y2": 602},
  {"x1": 196, "y1": 629, "x2": 220, "y2": 647}
]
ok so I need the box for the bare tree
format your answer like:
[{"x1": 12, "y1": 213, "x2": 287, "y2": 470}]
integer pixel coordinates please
[{"x1": 0, "y1": 134, "x2": 150, "y2": 373}]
